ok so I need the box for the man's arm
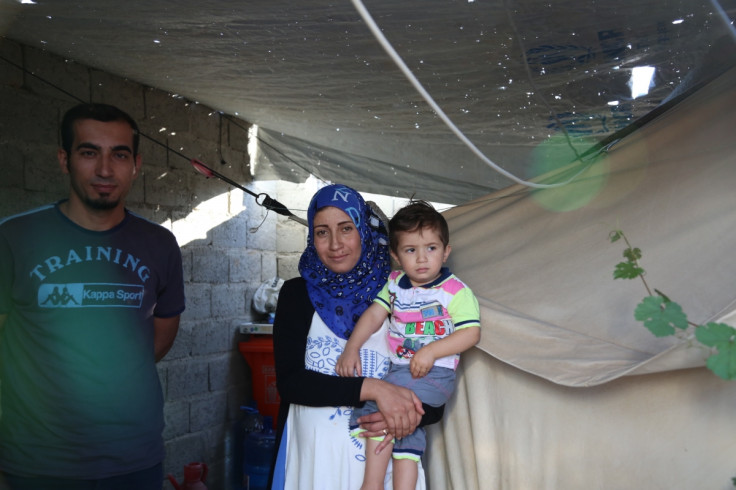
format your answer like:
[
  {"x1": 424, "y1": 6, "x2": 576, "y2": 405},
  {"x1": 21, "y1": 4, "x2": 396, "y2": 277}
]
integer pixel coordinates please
[{"x1": 154, "y1": 315, "x2": 180, "y2": 362}]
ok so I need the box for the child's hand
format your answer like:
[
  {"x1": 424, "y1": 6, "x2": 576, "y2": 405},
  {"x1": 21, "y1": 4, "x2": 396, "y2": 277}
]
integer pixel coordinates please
[
  {"x1": 409, "y1": 347, "x2": 435, "y2": 378},
  {"x1": 336, "y1": 349, "x2": 362, "y2": 377}
]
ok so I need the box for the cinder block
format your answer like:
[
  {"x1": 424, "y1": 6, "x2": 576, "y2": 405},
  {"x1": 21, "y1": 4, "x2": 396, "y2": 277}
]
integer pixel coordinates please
[
  {"x1": 181, "y1": 282, "x2": 212, "y2": 321},
  {"x1": 209, "y1": 350, "x2": 249, "y2": 393},
  {"x1": 228, "y1": 249, "x2": 260, "y2": 284},
  {"x1": 145, "y1": 167, "x2": 191, "y2": 207},
  {"x1": 190, "y1": 173, "x2": 234, "y2": 208},
  {"x1": 144, "y1": 89, "x2": 191, "y2": 133},
  {"x1": 200, "y1": 424, "x2": 230, "y2": 490},
  {"x1": 180, "y1": 248, "x2": 193, "y2": 283},
  {"x1": 208, "y1": 354, "x2": 231, "y2": 393},
  {"x1": 0, "y1": 39, "x2": 23, "y2": 88},
  {"x1": 226, "y1": 380, "x2": 252, "y2": 421},
  {"x1": 172, "y1": 216, "x2": 214, "y2": 248},
  {"x1": 127, "y1": 173, "x2": 145, "y2": 204},
  {"x1": 166, "y1": 359, "x2": 209, "y2": 400},
  {"x1": 169, "y1": 134, "x2": 220, "y2": 172},
  {"x1": 0, "y1": 87, "x2": 59, "y2": 145},
  {"x1": 164, "y1": 321, "x2": 193, "y2": 359},
  {"x1": 23, "y1": 45, "x2": 89, "y2": 104},
  {"x1": 188, "y1": 104, "x2": 221, "y2": 143},
  {"x1": 0, "y1": 143, "x2": 23, "y2": 188},
  {"x1": 277, "y1": 255, "x2": 301, "y2": 281},
  {"x1": 192, "y1": 248, "x2": 230, "y2": 283},
  {"x1": 226, "y1": 116, "x2": 251, "y2": 153},
  {"x1": 245, "y1": 214, "x2": 276, "y2": 251},
  {"x1": 191, "y1": 319, "x2": 231, "y2": 355},
  {"x1": 163, "y1": 399, "x2": 190, "y2": 439},
  {"x1": 164, "y1": 433, "x2": 206, "y2": 480},
  {"x1": 222, "y1": 160, "x2": 251, "y2": 189},
  {"x1": 244, "y1": 286, "x2": 259, "y2": 318},
  {"x1": 261, "y1": 253, "x2": 278, "y2": 282},
  {"x1": 24, "y1": 142, "x2": 68, "y2": 194},
  {"x1": 0, "y1": 189, "x2": 59, "y2": 219},
  {"x1": 275, "y1": 179, "x2": 318, "y2": 217},
  {"x1": 190, "y1": 391, "x2": 228, "y2": 432},
  {"x1": 137, "y1": 126, "x2": 170, "y2": 170},
  {"x1": 89, "y1": 70, "x2": 145, "y2": 121},
  {"x1": 276, "y1": 220, "x2": 307, "y2": 253},
  {"x1": 211, "y1": 283, "x2": 247, "y2": 319},
  {"x1": 218, "y1": 147, "x2": 249, "y2": 176},
  {"x1": 211, "y1": 215, "x2": 249, "y2": 249}
]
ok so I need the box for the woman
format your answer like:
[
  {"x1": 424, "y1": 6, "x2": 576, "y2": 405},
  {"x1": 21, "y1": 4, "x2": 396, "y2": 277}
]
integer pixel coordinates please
[{"x1": 270, "y1": 184, "x2": 444, "y2": 489}]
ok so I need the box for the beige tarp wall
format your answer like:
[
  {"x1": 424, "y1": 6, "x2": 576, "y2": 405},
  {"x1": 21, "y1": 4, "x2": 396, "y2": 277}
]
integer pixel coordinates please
[{"x1": 426, "y1": 67, "x2": 736, "y2": 489}]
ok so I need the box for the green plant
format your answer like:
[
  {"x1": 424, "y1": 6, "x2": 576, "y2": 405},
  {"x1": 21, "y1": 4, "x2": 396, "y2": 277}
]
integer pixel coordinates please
[{"x1": 610, "y1": 230, "x2": 736, "y2": 380}]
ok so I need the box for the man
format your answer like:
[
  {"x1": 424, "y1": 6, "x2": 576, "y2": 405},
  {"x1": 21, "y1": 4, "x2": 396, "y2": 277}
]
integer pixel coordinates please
[{"x1": 0, "y1": 103, "x2": 186, "y2": 489}]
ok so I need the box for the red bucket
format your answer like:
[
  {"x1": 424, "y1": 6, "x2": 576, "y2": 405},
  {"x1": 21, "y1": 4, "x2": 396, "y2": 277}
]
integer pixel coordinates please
[{"x1": 238, "y1": 336, "x2": 279, "y2": 428}]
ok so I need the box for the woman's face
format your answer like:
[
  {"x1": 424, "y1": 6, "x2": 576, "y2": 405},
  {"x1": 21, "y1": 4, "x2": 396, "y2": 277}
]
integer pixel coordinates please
[{"x1": 313, "y1": 206, "x2": 362, "y2": 274}]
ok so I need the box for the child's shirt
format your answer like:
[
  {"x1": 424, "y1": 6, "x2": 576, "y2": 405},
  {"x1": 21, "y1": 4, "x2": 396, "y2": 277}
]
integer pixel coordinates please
[{"x1": 374, "y1": 267, "x2": 480, "y2": 370}]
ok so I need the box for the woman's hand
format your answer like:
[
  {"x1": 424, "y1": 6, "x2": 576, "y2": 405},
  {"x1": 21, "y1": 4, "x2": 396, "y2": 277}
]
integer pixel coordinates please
[
  {"x1": 356, "y1": 411, "x2": 395, "y2": 455},
  {"x1": 360, "y1": 378, "x2": 425, "y2": 439}
]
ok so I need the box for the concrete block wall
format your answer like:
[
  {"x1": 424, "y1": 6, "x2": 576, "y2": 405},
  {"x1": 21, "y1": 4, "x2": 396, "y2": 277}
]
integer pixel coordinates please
[
  {"x1": 0, "y1": 37, "x2": 306, "y2": 489},
  {"x1": 1, "y1": 37, "x2": 444, "y2": 489}
]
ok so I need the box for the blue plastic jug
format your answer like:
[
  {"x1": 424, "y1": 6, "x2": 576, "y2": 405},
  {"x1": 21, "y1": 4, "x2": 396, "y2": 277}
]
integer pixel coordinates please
[{"x1": 243, "y1": 415, "x2": 276, "y2": 490}]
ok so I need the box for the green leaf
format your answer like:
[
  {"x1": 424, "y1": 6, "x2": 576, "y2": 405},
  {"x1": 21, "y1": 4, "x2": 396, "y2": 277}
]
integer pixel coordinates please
[
  {"x1": 704, "y1": 346, "x2": 736, "y2": 380},
  {"x1": 634, "y1": 296, "x2": 688, "y2": 337},
  {"x1": 623, "y1": 247, "x2": 642, "y2": 262},
  {"x1": 614, "y1": 261, "x2": 644, "y2": 280},
  {"x1": 609, "y1": 230, "x2": 623, "y2": 243},
  {"x1": 696, "y1": 323, "x2": 736, "y2": 379},
  {"x1": 695, "y1": 322, "x2": 735, "y2": 347}
]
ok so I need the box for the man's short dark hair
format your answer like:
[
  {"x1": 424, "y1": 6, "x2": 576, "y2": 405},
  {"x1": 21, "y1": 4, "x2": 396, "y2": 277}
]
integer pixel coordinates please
[
  {"x1": 60, "y1": 103, "x2": 140, "y2": 156},
  {"x1": 388, "y1": 200, "x2": 449, "y2": 253}
]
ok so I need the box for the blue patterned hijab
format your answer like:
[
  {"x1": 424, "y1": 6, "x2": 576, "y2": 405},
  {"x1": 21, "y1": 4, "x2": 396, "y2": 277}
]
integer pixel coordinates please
[{"x1": 299, "y1": 184, "x2": 390, "y2": 340}]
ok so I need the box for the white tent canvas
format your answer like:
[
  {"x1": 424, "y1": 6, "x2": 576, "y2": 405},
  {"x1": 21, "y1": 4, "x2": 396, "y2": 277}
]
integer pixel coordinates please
[
  {"x1": 425, "y1": 66, "x2": 736, "y2": 489},
  {"x1": 2, "y1": 1, "x2": 735, "y2": 487}
]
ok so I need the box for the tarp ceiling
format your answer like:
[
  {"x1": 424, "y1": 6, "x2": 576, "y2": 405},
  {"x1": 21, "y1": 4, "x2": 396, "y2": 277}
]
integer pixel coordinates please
[
  {"x1": 445, "y1": 66, "x2": 736, "y2": 386},
  {"x1": 2, "y1": 0, "x2": 735, "y2": 204}
]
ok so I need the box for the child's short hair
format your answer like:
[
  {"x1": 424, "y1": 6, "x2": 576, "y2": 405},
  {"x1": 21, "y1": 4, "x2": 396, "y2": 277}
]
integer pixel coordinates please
[{"x1": 389, "y1": 200, "x2": 449, "y2": 252}]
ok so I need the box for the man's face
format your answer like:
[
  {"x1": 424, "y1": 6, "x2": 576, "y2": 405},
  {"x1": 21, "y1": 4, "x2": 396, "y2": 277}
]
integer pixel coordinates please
[{"x1": 58, "y1": 119, "x2": 141, "y2": 211}]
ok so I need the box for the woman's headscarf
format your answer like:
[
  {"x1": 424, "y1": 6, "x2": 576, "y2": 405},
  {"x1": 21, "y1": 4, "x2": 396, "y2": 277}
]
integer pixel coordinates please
[{"x1": 299, "y1": 184, "x2": 390, "y2": 340}]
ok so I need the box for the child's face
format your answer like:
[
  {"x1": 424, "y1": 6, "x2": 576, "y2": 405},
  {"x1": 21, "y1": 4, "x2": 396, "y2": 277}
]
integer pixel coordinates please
[{"x1": 390, "y1": 226, "x2": 451, "y2": 287}]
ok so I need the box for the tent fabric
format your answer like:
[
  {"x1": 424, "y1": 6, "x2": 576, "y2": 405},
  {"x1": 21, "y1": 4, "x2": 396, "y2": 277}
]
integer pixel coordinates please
[
  {"x1": 425, "y1": 349, "x2": 736, "y2": 490},
  {"x1": 442, "y1": 66, "x2": 736, "y2": 388},
  {"x1": 419, "y1": 66, "x2": 736, "y2": 490},
  {"x1": 2, "y1": 1, "x2": 734, "y2": 203}
]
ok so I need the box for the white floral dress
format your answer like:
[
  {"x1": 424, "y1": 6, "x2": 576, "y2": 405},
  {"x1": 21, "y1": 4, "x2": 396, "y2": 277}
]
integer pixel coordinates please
[{"x1": 281, "y1": 313, "x2": 427, "y2": 490}]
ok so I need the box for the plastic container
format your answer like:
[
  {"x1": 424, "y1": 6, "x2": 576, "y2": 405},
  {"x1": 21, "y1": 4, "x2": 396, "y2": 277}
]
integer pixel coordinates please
[
  {"x1": 243, "y1": 415, "x2": 276, "y2": 490},
  {"x1": 167, "y1": 462, "x2": 208, "y2": 490},
  {"x1": 238, "y1": 336, "x2": 280, "y2": 427},
  {"x1": 230, "y1": 405, "x2": 263, "y2": 490}
]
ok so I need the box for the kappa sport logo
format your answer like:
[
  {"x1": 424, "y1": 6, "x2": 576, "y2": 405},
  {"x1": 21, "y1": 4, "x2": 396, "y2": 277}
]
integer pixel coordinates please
[{"x1": 38, "y1": 283, "x2": 144, "y2": 308}]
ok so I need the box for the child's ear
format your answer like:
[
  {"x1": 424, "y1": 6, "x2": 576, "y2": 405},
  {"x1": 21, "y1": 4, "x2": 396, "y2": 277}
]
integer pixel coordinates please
[{"x1": 443, "y1": 244, "x2": 452, "y2": 262}]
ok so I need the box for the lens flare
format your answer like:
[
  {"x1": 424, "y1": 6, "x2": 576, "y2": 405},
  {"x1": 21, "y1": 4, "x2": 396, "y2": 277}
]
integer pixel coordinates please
[{"x1": 529, "y1": 134, "x2": 610, "y2": 212}]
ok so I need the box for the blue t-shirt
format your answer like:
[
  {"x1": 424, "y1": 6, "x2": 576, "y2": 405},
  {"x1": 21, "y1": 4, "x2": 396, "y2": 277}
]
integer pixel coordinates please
[{"x1": 0, "y1": 202, "x2": 185, "y2": 478}]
